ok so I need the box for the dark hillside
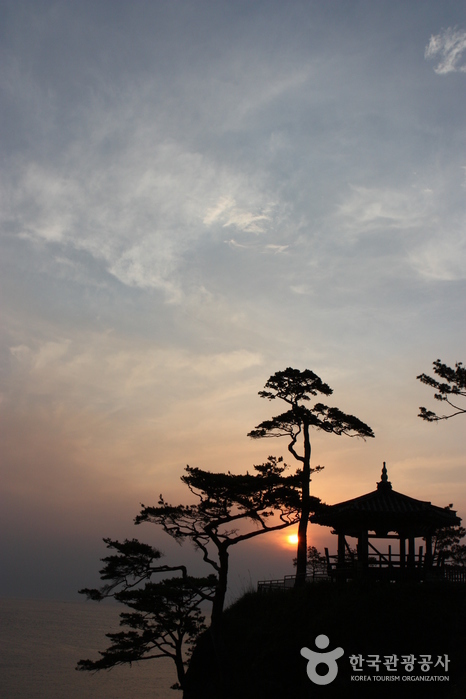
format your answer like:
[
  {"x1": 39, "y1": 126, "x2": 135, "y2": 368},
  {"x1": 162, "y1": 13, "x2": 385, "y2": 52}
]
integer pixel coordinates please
[{"x1": 183, "y1": 582, "x2": 466, "y2": 699}]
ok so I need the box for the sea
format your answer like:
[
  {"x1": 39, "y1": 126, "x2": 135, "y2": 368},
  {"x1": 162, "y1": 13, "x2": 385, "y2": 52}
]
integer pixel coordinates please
[{"x1": 0, "y1": 597, "x2": 178, "y2": 699}]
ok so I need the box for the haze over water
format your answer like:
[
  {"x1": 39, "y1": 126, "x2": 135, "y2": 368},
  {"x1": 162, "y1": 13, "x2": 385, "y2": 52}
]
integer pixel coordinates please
[{"x1": 0, "y1": 598, "x2": 176, "y2": 699}]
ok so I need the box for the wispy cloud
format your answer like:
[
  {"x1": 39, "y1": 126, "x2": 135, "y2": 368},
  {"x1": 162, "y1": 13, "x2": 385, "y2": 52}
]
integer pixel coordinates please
[
  {"x1": 2, "y1": 133, "x2": 275, "y2": 300},
  {"x1": 333, "y1": 182, "x2": 466, "y2": 281},
  {"x1": 204, "y1": 196, "x2": 273, "y2": 233},
  {"x1": 425, "y1": 27, "x2": 466, "y2": 74},
  {"x1": 224, "y1": 238, "x2": 251, "y2": 249},
  {"x1": 409, "y1": 226, "x2": 466, "y2": 281},
  {"x1": 336, "y1": 185, "x2": 434, "y2": 236},
  {"x1": 265, "y1": 244, "x2": 289, "y2": 254},
  {"x1": 223, "y1": 239, "x2": 289, "y2": 256},
  {"x1": 7, "y1": 334, "x2": 263, "y2": 420},
  {"x1": 289, "y1": 284, "x2": 311, "y2": 295}
]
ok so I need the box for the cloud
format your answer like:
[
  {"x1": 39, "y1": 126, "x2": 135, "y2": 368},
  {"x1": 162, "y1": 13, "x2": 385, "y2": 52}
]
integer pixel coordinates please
[
  {"x1": 14, "y1": 339, "x2": 72, "y2": 371},
  {"x1": 204, "y1": 196, "x2": 273, "y2": 233},
  {"x1": 216, "y1": 68, "x2": 311, "y2": 131},
  {"x1": 425, "y1": 27, "x2": 466, "y2": 74},
  {"x1": 335, "y1": 185, "x2": 434, "y2": 236},
  {"x1": 224, "y1": 239, "x2": 289, "y2": 253},
  {"x1": 8, "y1": 335, "x2": 263, "y2": 413},
  {"x1": 2, "y1": 137, "x2": 278, "y2": 301},
  {"x1": 265, "y1": 244, "x2": 289, "y2": 254},
  {"x1": 224, "y1": 238, "x2": 251, "y2": 250},
  {"x1": 331, "y1": 181, "x2": 466, "y2": 282},
  {"x1": 289, "y1": 284, "x2": 311, "y2": 295},
  {"x1": 408, "y1": 231, "x2": 466, "y2": 281},
  {"x1": 4, "y1": 331, "x2": 265, "y2": 490}
]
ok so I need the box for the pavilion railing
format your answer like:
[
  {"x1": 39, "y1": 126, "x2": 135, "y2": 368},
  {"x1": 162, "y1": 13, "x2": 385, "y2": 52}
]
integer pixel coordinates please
[
  {"x1": 325, "y1": 552, "x2": 429, "y2": 570},
  {"x1": 324, "y1": 542, "x2": 449, "y2": 571},
  {"x1": 443, "y1": 566, "x2": 466, "y2": 583},
  {"x1": 257, "y1": 569, "x2": 329, "y2": 592},
  {"x1": 257, "y1": 547, "x2": 465, "y2": 590},
  {"x1": 257, "y1": 564, "x2": 465, "y2": 591}
]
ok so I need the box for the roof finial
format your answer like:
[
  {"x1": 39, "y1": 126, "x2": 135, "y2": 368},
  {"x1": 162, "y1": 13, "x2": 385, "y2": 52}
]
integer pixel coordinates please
[
  {"x1": 377, "y1": 461, "x2": 392, "y2": 490},
  {"x1": 381, "y1": 462, "x2": 388, "y2": 483}
]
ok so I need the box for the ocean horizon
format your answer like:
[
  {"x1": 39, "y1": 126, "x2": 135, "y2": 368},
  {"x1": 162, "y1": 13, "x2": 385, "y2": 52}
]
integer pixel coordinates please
[{"x1": 0, "y1": 597, "x2": 178, "y2": 699}]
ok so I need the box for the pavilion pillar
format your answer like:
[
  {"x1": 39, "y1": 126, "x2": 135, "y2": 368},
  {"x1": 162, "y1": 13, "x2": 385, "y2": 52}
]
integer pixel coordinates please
[
  {"x1": 357, "y1": 529, "x2": 368, "y2": 572},
  {"x1": 408, "y1": 536, "x2": 415, "y2": 569},
  {"x1": 399, "y1": 536, "x2": 406, "y2": 569},
  {"x1": 424, "y1": 535, "x2": 433, "y2": 568},
  {"x1": 337, "y1": 532, "x2": 346, "y2": 568}
]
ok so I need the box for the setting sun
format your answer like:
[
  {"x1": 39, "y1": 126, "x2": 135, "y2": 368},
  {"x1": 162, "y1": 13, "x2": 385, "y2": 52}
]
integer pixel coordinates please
[{"x1": 287, "y1": 534, "x2": 299, "y2": 545}]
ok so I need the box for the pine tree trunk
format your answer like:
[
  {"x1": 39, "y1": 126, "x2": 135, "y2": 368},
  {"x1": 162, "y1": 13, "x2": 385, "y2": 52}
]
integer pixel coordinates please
[
  {"x1": 295, "y1": 422, "x2": 311, "y2": 587},
  {"x1": 207, "y1": 546, "x2": 229, "y2": 694},
  {"x1": 211, "y1": 546, "x2": 229, "y2": 629},
  {"x1": 175, "y1": 643, "x2": 186, "y2": 689}
]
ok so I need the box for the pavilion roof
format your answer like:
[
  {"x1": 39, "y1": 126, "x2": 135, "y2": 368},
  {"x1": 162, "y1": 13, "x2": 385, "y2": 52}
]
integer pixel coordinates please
[{"x1": 311, "y1": 463, "x2": 461, "y2": 537}]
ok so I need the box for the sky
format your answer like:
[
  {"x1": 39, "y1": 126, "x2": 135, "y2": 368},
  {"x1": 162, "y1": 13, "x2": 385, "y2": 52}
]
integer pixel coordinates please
[{"x1": 1, "y1": 0, "x2": 465, "y2": 601}]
